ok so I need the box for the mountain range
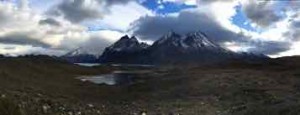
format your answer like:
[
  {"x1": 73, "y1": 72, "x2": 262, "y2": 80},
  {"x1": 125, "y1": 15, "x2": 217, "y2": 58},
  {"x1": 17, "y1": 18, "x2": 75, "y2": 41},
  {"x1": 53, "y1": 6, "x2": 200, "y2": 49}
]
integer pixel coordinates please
[{"x1": 62, "y1": 31, "x2": 268, "y2": 65}]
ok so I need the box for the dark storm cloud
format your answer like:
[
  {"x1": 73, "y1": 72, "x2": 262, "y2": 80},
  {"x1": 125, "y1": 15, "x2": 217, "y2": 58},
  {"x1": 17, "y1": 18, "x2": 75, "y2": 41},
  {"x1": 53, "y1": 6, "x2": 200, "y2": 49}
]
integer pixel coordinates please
[
  {"x1": 48, "y1": 0, "x2": 134, "y2": 23},
  {"x1": 292, "y1": 32, "x2": 300, "y2": 41},
  {"x1": 242, "y1": 1, "x2": 281, "y2": 27},
  {"x1": 247, "y1": 41, "x2": 291, "y2": 55},
  {"x1": 39, "y1": 18, "x2": 61, "y2": 26},
  {"x1": 48, "y1": 0, "x2": 102, "y2": 23},
  {"x1": 129, "y1": 9, "x2": 291, "y2": 55},
  {"x1": 129, "y1": 10, "x2": 245, "y2": 43},
  {"x1": 284, "y1": 20, "x2": 300, "y2": 41},
  {"x1": 291, "y1": 21, "x2": 300, "y2": 41},
  {"x1": 0, "y1": 32, "x2": 50, "y2": 48}
]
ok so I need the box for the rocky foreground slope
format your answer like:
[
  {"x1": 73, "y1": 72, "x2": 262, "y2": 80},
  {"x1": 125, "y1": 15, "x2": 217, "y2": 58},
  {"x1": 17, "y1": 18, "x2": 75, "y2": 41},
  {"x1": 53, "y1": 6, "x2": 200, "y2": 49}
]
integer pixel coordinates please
[{"x1": 0, "y1": 55, "x2": 300, "y2": 114}]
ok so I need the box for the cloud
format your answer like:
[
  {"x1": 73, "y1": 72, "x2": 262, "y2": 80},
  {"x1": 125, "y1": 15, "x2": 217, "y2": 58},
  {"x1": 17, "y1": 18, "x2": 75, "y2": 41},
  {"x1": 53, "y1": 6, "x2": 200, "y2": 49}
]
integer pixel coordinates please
[
  {"x1": 56, "y1": 30, "x2": 124, "y2": 55},
  {"x1": 242, "y1": 1, "x2": 281, "y2": 27},
  {"x1": 39, "y1": 18, "x2": 61, "y2": 26},
  {"x1": 129, "y1": 9, "x2": 242, "y2": 43},
  {"x1": 0, "y1": 0, "x2": 299, "y2": 57},
  {"x1": 0, "y1": 2, "x2": 37, "y2": 30},
  {"x1": 0, "y1": 2, "x2": 50, "y2": 48},
  {"x1": 289, "y1": 19, "x2": 300, "y2": 41},
  {"x1": 98, "y1": 1, "x2": 153, "y2": 31},
  {"x1": 128, "y1": 0, "x2": 240, "y2": 42},
  {"x1": 0, "y1": 1, "x2": 127, "y2": 56},
  {"x1": 78, "y1": 36, "x2": 115, "y2": 55},
  {"x1": 274, "y1": 41, "x2": 300, "y2": 57},
  {"x1": 195, "y1": 0, "x2": 283, "y2": 28},
  {"x1": 48, "y1": 0, "x2": 140, "y2": 24},
  {"x1": 161, "y1": 0, "x2": 234, "y2": 5},
  {"x1": 80, "y1": 30, "x2": 125, "y2": 55},
  {"x1": 0, "y1": 32, "x2": 51, "y2": 48},
  {"x1": 98, "y1": 0, "x2": 134, "y2": 6},
  {"x1": 282, "y1": 14, "x2": 300, "y2": 42},
  {"x1": 161, "y1": 0, "x2": 198, "y2": 5},
  {"x1": 0, "y1": 43, "x2": 66, "y2": 56},
  {"x1": 48, "y1": 0, "x2": 103, "y2": 23},
  {"x1": 246, "y1": 40, "x2": 291, "y2": 55},
  {"x1": 18, "y1": 0, "x2": 29, "y2": 10}
]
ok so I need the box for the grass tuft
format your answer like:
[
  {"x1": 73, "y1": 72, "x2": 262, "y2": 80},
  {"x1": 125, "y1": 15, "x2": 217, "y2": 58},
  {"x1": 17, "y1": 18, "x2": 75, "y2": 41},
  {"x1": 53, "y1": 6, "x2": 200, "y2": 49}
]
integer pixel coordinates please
[{"x1": 0, "y1": 97, "x2": 23, "y2": 115}]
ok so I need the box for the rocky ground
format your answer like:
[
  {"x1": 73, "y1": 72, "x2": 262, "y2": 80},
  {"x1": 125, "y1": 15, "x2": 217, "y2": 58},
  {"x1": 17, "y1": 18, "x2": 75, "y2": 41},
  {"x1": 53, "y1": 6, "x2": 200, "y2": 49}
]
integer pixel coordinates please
[{"x1": 0, "y1": 56, "x2": 300, "y2": 115}]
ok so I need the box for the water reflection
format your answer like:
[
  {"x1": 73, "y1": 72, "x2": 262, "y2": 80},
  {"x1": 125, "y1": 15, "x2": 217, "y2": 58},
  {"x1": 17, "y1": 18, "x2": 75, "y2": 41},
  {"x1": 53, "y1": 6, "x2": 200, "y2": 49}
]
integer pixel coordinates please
[
  {"x1": 78, "y1": 71, "x2": 140, "y2": 85},
  {"x1": 75, "y1": 63, "x2": 101, "y2": 67}
]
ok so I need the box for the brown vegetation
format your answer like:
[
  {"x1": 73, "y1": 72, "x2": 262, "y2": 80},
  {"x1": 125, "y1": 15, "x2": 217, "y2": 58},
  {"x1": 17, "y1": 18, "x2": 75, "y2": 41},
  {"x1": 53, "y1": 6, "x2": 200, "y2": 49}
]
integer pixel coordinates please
[{"x1": 0, "y1": 55, "x2": 300, "y2": 115}]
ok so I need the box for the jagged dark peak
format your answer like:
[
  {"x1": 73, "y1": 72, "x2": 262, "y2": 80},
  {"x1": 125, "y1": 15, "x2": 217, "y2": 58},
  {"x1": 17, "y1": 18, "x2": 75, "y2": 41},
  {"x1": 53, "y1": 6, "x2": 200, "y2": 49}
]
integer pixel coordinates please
[
  {"x1": 130, "y1": 36, "x2": 138, "y2": 40},
  {"x1": 140, "y1": 42, "x2": 150, "y2": 48},
  {"x1": 115, "y1": 35, "x2": 138, "y2": 44},
  {"x1": 117, "y1": 35, "x2": 139, "y2": 43},
  {"x1": 120, "y1": 35, "x2": 130, "y2": 40},
  {"x1": 104, "y1": 35, "x2": 149, "y2": 52}
]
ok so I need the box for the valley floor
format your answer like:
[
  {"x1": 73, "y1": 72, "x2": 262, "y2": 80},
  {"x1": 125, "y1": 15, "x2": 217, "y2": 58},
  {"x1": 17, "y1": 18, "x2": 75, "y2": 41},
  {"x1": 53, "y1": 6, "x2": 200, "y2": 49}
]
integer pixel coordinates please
[{"x1": 1, "y1": 56, "x2": 300, "y2": 115}]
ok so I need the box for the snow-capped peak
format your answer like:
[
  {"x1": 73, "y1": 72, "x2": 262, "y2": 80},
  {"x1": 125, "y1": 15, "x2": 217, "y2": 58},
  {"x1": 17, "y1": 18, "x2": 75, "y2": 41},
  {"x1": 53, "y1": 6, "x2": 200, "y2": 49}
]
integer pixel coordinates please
[
  {"x1": 184, "y1": 31, "x2": 218, "y2": 48},
  {"x1": 152, "y1": 31, "x2": 220, "y2": 50},
  {"x1": 155, "y1": 31, "x2": 182, "y2": 45},
  {"x1": 63, "y1": 47, "x2": 91, "y2": 57}
]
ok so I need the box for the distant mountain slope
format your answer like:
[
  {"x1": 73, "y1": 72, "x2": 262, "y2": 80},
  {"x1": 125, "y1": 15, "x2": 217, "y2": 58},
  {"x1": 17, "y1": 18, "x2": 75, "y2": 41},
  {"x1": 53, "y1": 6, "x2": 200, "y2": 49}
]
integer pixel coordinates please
[
  {"x1": 99, "y1": 31, "x2": 269, "y2": 65},
  {"x1": 61, "y1": 47, "x2": 98, "y2": 63}
]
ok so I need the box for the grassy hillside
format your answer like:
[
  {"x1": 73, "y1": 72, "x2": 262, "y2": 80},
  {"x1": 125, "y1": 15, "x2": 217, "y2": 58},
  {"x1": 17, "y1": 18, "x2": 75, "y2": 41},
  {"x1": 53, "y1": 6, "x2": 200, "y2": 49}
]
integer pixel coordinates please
[
  {"x1": 0, "y1": 56, "x2": 115, "y2": 115},
  {"x1": 0, "y1": 55, "x2": 300, "y2": 115}
]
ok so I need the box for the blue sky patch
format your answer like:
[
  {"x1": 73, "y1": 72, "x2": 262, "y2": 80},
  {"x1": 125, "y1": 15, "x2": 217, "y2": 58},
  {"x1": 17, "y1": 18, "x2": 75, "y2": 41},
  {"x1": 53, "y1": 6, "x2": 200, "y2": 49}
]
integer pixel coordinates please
[
  {"x1": 141, "y1": 0, "x2": 196, "y2": 14},
  {"x1": 232, "y1": 4, "x2": 258, "y2": 32}
]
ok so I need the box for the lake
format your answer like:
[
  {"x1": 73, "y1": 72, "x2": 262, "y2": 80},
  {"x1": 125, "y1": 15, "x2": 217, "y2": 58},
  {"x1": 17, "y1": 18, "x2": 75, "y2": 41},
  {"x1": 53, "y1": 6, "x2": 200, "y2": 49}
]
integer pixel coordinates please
[
  {"x1": 76, "y1": 63, "x2": 154, "y2": 67},
  {"x1": 77, "y1": 70, "x2": 151, "y2": 85},
  {"x1": 75, "y1": 63, "x2": 101, "y2": 67}
]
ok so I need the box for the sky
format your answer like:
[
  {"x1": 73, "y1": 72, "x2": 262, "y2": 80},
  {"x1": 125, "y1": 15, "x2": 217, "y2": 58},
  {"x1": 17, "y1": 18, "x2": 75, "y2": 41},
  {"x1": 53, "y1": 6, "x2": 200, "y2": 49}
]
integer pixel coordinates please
[{"x1": 0, "y1": 0, "x2": 299, "y2": 57}]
